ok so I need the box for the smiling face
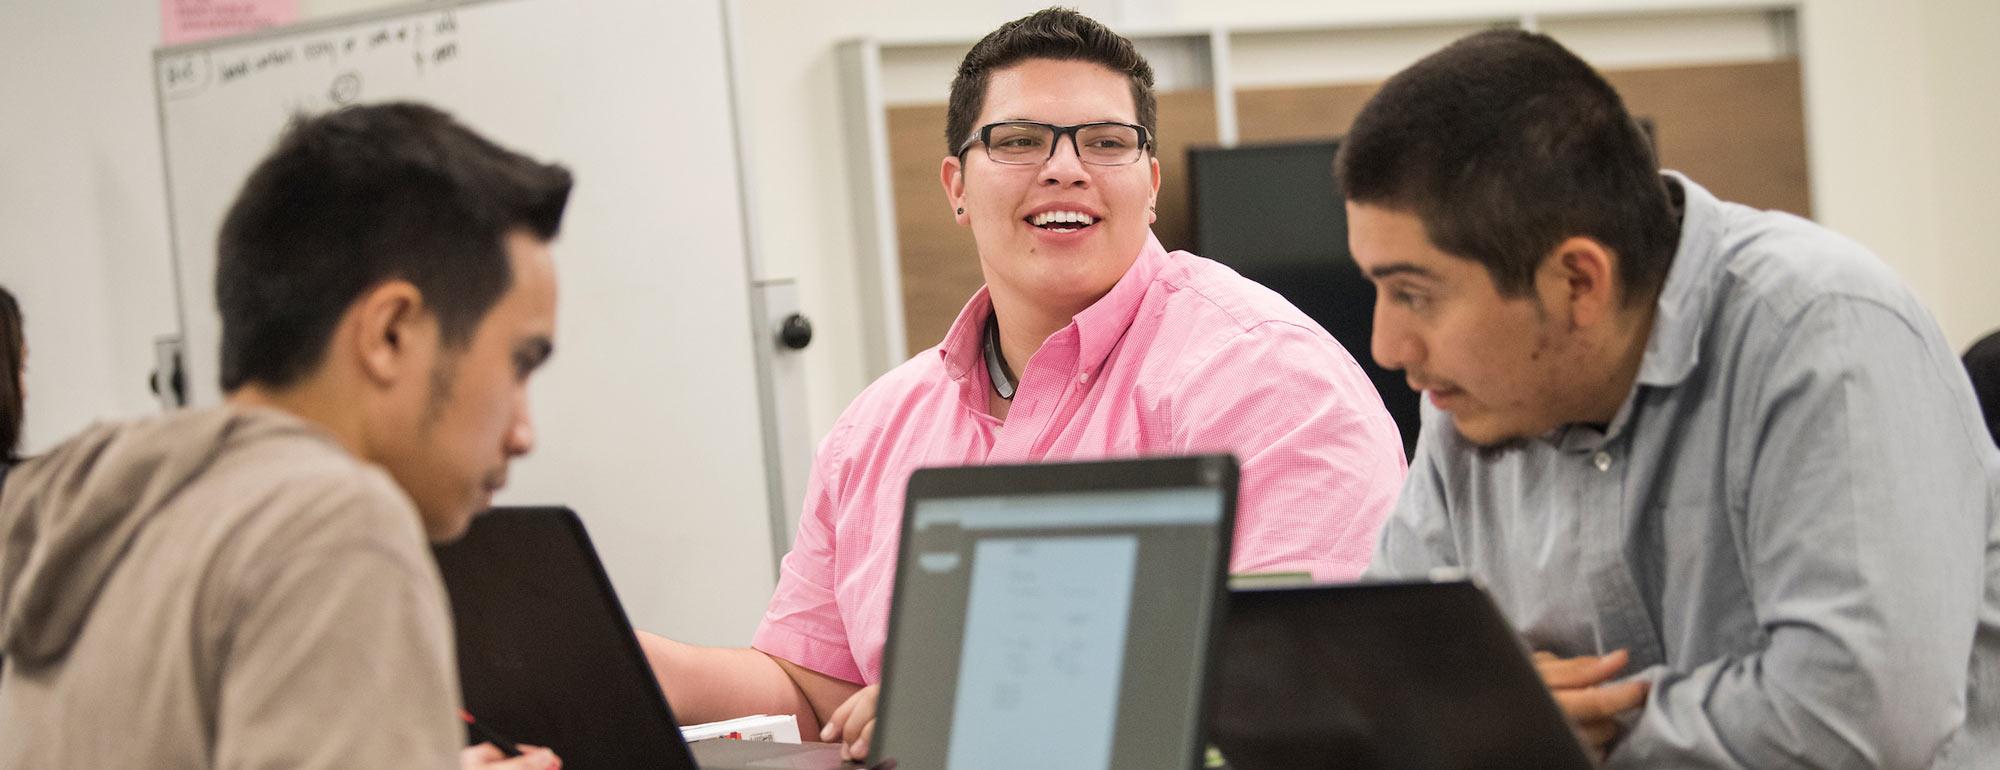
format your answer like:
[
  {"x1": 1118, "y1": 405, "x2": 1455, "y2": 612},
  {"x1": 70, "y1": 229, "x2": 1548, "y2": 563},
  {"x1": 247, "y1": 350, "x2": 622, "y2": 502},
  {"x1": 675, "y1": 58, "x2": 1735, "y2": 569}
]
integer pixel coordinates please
[
  {"x1": 1348, "y1": 203, "x2": 1592, "y2": 446},
  {"x1": 941, "y1": 58, "x2": 1162, "y2": 321}
]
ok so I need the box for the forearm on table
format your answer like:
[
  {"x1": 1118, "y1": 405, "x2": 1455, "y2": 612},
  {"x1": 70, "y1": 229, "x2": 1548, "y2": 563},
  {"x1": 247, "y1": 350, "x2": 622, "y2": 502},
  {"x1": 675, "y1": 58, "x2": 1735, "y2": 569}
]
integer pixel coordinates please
[
  {"x1": 1616, "y1": 612, "x2": 1971, "y2": 770},
  {"x1": 636, "y1": 630, "x2": 820, "y2": 732}
]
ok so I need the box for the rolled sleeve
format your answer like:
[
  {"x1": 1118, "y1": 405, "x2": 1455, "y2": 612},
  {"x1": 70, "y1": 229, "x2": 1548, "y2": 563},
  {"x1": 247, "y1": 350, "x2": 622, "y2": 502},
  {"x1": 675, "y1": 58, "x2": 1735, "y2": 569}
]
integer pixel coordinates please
[{"x1": 750, "y1": 428, "x2": 866, "y2": 685}]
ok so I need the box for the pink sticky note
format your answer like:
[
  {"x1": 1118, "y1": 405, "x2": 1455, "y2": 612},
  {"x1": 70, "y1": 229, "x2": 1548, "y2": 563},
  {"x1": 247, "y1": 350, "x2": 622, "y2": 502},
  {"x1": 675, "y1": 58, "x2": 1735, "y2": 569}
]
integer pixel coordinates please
[{"x1": 162, "y1": 0, "x2": 300, "y2": 46}]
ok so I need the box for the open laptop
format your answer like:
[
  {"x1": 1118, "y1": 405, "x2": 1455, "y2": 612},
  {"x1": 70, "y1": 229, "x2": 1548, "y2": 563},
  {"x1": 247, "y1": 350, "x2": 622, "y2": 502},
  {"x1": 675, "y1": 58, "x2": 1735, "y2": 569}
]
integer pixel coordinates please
[
  {"x1": 867, "y1": 454, "x2": 1239, "y2": 770},
  {"x1": 1206, "y1": 581, "x2": 1596, "y2": 770},
  {"x1": 432, "y1": 506, "x2": 851, "y2": 770}
]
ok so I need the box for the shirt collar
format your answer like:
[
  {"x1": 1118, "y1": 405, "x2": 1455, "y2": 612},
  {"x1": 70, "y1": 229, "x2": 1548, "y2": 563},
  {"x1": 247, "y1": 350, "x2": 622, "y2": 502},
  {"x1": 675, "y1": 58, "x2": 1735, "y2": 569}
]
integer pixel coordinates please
[
  {"x1": 1548, "y1": 172, "x2": 1719, "y2": 451},
  {"x1": 1070, "y1": 231, "x2": 1170, "y2": 375},
  {"x1": 937, "y1": 231, "x2": 1171, "y2": 382},
  {"x1": 1636, "y1": 171, "x2": 1725, "y2": 388},
  {"x1": 938, "y1": 288, "x2": 994, "y2": 383}
]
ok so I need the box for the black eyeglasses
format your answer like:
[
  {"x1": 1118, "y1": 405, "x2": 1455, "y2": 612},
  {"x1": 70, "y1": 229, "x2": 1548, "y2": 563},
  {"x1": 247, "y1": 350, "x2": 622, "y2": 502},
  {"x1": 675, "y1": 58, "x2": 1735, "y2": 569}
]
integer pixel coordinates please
[{"x1": 956, "y1": 120, "x2": 1154, "y2": 166}]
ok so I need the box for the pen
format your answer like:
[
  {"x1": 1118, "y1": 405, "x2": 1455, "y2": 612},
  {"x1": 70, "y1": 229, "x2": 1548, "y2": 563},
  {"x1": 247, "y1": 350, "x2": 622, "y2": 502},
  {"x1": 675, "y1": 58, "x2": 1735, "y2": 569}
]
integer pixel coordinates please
[{"x1": 458, "y1": 708, "x2": 523, "y2": 758}]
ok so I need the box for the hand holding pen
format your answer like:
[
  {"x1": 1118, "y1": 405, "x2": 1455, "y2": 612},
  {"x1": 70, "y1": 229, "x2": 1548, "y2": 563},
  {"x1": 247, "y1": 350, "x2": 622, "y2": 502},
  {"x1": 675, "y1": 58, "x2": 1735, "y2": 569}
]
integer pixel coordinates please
[
  {"x1": 461, "y1": 742, "x2": 559, "y2": 770},
  {"x1": 458, "y1": 709, "x2": 561, "y2": 770}
]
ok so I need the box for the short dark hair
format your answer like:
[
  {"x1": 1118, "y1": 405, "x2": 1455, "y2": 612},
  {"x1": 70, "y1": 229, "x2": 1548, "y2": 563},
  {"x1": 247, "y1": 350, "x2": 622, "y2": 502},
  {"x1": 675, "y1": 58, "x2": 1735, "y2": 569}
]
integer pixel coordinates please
[
  {"x1": 1337, "y1": 29, "x2": 1676, "y2": 305},
  {"x1": 945, "y1": 7, "x2": 1157, "y2": 156},
  {"x1": 215, "y1": 102, "x2": 572, "y2": 392},
  {"x1": 0, "y1": 285, "x2": 22, "y2": 461}
]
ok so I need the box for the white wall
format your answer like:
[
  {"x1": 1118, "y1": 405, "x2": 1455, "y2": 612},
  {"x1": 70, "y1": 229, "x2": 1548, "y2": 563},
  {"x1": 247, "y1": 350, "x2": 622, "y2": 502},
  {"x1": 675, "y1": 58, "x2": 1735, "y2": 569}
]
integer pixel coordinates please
[
  {"x1": 1915, "y1": 0, "x2": 1999, "y2": 350},
  {"x1": 0, "y1": 0, "x2": 180, "y2": 455},
  {"x1": 1805, "y1": 0, "x2": 2000, "y2": 350}
]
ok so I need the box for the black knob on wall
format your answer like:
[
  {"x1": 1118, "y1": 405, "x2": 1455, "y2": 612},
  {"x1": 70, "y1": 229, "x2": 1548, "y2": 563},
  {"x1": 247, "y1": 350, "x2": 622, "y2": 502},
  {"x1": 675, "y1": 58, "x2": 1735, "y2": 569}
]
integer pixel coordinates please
[{"x1": 778, "y1": 313, "x2": 813, "y2": 351}]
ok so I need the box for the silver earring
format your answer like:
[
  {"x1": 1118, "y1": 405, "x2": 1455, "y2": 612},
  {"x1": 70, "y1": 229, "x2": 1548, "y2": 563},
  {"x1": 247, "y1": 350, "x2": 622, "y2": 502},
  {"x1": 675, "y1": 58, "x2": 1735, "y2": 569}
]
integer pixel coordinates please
[{"x1": 956, "y1": 207, "x2": 965, "y2": 215}]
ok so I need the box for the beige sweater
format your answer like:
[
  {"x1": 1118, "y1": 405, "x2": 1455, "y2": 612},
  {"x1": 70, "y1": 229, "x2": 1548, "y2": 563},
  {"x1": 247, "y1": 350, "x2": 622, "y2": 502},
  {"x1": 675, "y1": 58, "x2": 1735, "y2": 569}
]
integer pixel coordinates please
[{"x1": 0, "y1": 405, "x2": 462, "y2": 769}]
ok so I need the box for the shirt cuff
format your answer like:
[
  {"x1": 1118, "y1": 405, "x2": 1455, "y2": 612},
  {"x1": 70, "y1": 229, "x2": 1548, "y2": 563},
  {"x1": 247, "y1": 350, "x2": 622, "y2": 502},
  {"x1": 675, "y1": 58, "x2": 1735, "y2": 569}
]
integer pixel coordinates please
[{"x1": 751, "y1": 623, "x2": 867, "y2": 686}]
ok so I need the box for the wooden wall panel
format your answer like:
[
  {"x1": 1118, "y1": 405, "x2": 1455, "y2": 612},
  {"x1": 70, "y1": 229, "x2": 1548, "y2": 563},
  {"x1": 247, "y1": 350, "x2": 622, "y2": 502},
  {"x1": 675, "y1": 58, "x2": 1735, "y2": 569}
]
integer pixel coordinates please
[
  {"x1": 1233, "y1": 82, "x2": 1380, "y2": 145},
  {"x1": 1229, "y1": 59, "x2": 1810, "y2": 217},
  {"x1": 1150, "y1": 89, "x2": 1223, "y2": 253},
  {"x1": 885, "y1": 103, "x2": 978, "y2": 357},
  {"x1": 1607, "y1": 61, "x2": 1812, "y2": 217}
]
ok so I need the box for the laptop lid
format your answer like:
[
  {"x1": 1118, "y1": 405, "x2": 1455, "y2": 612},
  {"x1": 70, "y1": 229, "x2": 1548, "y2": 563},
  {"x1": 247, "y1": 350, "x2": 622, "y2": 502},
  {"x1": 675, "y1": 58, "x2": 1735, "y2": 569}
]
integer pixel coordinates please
[
  {"x1": 870, "y1": 455, "x2": 1238, "y2": 770},
  {"x1": 432, "y1": 506, "x2": 699, "y2": 770},
  {"x1": 1208, "y1": 581, "x2": 1595, "y2": 770}
]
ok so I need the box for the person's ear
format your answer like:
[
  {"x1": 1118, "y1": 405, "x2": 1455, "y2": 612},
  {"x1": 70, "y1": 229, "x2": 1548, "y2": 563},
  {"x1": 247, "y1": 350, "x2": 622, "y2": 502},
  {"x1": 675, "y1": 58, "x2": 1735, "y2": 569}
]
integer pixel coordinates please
[
  {"x1": 1538, "y1": 237, "x2": 1620, "y2": 328},
  {"x1": 941, "y1": 155, "x2": 970, "y2": 225},
  {"x1": 351, "y1": 280, "x2": 433, "y2": 386},
  {"x1": 1148, "y1": 154, "x2": 1161, "y2": 224}
]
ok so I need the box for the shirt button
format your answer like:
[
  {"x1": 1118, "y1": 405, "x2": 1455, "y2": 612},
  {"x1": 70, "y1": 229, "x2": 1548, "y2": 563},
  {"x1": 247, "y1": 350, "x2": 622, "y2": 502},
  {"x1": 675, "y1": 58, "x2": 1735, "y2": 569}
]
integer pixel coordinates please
[
  {"x1": 1078, "y1": 371, "x2": 1091, "y2": 384},
  {"x1": 1593, "y1": 451, "x2": 1613, "y2": 472}
]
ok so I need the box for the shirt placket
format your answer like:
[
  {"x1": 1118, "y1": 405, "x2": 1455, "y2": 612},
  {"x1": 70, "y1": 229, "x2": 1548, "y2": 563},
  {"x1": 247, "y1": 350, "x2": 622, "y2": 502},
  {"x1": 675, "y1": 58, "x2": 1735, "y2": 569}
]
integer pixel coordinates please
[{"x1": 1580, "y1": 442, "x2": 1667, "y2": 669}]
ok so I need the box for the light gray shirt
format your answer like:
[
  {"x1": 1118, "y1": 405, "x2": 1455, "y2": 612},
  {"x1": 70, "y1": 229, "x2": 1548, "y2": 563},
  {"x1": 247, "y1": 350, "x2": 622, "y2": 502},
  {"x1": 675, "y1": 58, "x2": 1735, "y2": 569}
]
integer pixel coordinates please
[{"x1": 1370, "y1": 173, "x2": 2000, "y2": 769}]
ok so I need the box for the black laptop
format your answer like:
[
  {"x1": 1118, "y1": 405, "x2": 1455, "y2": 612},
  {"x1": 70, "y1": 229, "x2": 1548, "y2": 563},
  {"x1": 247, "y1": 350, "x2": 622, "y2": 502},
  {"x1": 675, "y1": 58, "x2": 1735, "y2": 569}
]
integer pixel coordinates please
[
  {"x1": 432, "y1": 506, "x2": 850, "y2": 770},
  {"x1": 868, "y1": 454, "x2": 1239, "y2": 770},
  {"x1": 1206, "y1": 581, "x2": 1596, "y2": 770}
]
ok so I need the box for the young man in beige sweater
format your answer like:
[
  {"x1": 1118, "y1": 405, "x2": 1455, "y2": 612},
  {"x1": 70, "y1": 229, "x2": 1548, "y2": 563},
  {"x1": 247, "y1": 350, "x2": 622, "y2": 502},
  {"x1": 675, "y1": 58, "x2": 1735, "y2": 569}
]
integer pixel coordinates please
[{"x1": 0, "y1": 103, "x2": 570, "y2": 770}]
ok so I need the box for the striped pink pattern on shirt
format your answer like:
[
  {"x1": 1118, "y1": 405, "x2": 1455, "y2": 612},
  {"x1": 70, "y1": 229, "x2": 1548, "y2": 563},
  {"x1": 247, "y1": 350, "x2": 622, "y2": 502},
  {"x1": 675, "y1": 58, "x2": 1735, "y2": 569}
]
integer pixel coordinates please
[{"x1": 752, "y1": 233, "x2": 1407, "y2": 685}]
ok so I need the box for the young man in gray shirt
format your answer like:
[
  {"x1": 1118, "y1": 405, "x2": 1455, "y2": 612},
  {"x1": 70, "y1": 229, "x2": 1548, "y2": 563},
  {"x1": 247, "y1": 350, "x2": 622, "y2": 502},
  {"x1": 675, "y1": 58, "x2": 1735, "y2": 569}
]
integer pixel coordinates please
[{"x1": 1346, "y1": 30, "x2": 1998, "y2": 768}]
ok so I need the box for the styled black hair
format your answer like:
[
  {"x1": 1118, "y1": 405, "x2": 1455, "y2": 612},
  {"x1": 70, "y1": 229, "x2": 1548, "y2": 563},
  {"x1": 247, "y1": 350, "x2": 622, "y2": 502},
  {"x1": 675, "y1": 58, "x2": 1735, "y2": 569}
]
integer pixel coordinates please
[
  {"x1": 215, "y1": 102, "x2": 572, "y2": 392},
  {"x1": 0, "y1": 285, "x2": 21, "y2": 461},
  {"x1": 1337, "y1": 29, "x2": 1677, "y2": 304},
  {"x1": 946, "y1": 7, "x2": 1157, "y2": 155}
]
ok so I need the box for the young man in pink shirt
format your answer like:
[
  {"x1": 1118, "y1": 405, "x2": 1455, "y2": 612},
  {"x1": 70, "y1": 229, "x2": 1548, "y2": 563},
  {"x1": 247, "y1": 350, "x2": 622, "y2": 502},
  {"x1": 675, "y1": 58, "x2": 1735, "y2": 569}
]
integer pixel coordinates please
[{"x1": 638, "y1": 8, "x2": 1406, "y2": 759}]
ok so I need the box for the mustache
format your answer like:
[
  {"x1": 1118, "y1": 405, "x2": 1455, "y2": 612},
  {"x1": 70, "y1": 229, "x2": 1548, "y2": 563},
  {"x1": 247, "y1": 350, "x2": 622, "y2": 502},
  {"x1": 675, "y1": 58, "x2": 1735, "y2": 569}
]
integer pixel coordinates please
[{"x1": 1404, "y1": 372, "x2": 1455, "y2": 393}]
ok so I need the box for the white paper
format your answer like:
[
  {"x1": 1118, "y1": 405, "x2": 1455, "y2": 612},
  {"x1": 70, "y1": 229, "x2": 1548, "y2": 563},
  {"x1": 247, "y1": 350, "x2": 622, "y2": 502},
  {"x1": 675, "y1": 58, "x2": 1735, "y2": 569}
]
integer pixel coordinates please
[{"x1": 680, "y1": 713, "x2": 802, "y2": 744}]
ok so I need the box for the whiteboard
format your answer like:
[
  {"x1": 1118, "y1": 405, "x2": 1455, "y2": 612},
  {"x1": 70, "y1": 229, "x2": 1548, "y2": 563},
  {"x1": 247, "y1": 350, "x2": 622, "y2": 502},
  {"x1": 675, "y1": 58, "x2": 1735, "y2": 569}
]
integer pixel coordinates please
[{"x1": 153, "y1": 0, "x2": 777, "y2": 646}]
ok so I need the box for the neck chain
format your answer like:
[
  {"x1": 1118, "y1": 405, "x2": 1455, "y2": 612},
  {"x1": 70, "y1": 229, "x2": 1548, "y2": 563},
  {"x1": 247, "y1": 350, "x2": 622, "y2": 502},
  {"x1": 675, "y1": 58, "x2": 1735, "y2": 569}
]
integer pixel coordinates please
[{"x1": 983, "y1": 311, "x2": 1016, "y2": 401}]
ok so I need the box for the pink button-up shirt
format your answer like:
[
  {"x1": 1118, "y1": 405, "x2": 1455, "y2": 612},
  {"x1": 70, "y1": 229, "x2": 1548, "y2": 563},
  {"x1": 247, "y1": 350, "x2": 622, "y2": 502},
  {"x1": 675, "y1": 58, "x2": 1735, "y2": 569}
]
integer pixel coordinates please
[{"x1": 751, "y1": 234, "x2": 1407, "y2": 685}]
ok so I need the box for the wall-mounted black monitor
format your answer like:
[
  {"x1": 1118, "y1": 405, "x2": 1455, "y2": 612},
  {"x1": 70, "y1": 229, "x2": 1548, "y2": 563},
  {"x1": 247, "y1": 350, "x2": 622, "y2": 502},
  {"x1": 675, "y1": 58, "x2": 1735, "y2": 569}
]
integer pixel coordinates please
[{"x1": 1187, "y1": 140, "x2": 1421, "y2": 456}]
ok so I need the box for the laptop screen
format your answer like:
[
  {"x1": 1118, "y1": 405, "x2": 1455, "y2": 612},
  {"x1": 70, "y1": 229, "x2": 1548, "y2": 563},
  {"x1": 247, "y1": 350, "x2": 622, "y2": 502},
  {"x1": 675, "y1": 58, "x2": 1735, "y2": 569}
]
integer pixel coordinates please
[
  {"x1": 1208, "y1": 582, "x2": 1595, "y2": 770},
  {"x1": 873, "y1": 457, "x2": 1234, "y2": 770},
  {"x1": 433, "y1": 507, "x2": 698, "y2": 770}
]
